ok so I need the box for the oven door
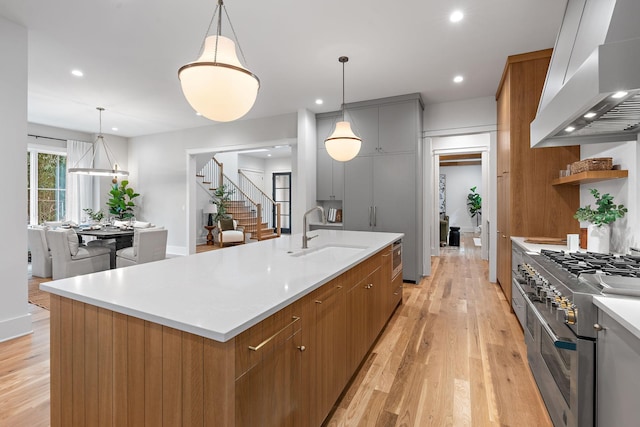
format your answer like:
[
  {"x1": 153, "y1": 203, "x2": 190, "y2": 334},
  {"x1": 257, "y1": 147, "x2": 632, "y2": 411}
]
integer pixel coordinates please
[{"x1": 524, "y1": 296, "x2": 582, "y2": 427}]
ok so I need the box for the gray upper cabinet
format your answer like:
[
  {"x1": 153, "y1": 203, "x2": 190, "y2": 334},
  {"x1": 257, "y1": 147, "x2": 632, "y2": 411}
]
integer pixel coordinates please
[
  {"x1": 317, "y1": 94, "x2": 423, "y2": 282},
  {"x1": 379, "y1": 101, "x2": 419, "y2": 153},
  {"x1": 317, "y1": 147, "x2": 344, "y2": 200},
  {"x1": 345, "y1": 107, "x2": 379, "y2": 156},
  {"x1": 317, "y1": 115, "x2": 345, "y2": 201}
]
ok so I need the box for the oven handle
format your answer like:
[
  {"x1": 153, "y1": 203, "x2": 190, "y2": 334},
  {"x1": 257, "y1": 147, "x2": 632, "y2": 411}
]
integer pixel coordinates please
[{"x1": 526, "y1": 295, "x2": 577, "y2": 351}]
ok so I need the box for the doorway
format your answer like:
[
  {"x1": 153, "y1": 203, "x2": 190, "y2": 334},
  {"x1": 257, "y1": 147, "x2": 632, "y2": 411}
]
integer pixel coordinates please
[{"x1": 273, "y1": 172, "x2": 291, "y2": 234}]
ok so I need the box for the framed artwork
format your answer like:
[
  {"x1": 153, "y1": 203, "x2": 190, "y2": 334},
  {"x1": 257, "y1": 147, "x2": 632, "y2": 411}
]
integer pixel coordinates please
[{"x1": 439, "y1": 174, "x2": 446, "y2": 214}]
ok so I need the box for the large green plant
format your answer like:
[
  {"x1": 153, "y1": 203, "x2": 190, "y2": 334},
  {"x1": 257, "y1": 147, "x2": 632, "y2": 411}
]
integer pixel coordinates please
[
  {"x1": 574, "y1": 188, "x2": 627, "y2": 227},
  {"x1": 107, "y1": 180, "x2": 140, "y2": 220},
  {"x1": 467, "y1": 186, "x2": 482, "y2": 226},
  {"x1": 212, "y1": 184, "x2": 235, "y2": 222}
]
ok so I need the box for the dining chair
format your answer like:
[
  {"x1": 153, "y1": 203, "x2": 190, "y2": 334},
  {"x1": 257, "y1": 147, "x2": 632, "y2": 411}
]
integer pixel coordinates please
[{"x1": 116, "y1": 227, "x2": 168, "y2": 268}]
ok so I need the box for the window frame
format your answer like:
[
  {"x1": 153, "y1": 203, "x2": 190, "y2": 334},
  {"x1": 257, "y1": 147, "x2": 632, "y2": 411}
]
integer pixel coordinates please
[{"x1": 28, "y1": 143, "x2": 67, "y2": 225}]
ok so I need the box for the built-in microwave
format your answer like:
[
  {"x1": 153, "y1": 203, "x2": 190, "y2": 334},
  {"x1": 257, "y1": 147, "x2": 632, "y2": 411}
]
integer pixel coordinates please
[{"x1": 392, "y1": 240, "x2": 402, "y2": 280}]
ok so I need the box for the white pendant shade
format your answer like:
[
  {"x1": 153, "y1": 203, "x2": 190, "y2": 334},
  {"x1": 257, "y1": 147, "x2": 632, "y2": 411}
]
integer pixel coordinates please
[
  {"x1": 325, "y1": 121, "x2": 362, "y2": 162},
  {"x1": 179, "y1": 35, "x2": 259, "y2": 122}
]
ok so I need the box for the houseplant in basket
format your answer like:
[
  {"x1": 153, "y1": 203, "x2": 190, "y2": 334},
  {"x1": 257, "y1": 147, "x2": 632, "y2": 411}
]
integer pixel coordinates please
[{"x1": 573, "y1": 188, "x2": 627, "y2": 253}]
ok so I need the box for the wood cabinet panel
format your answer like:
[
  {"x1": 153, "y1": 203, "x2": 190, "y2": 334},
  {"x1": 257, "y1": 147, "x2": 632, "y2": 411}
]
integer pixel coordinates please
[
  {"x1": 50, "y1": 249, "x2": 399, "y2": 427},
  {"x1": 495, "y1": 49, "x2": 580, "y2": 303},
  {"x1": 309, "y1": 277, "x2": 347, "y2": 425}
]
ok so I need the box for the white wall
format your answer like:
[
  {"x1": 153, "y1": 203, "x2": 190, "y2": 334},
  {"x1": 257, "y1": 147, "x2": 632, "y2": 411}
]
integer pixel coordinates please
[
  {"x1": 580, "y1": 139, "x2": 639, "y2": 253},
  {"x1": 0, "y1": 17, "x2": 31, "y2": 342},
  {"x1": 95, "y1": 132, "x2": 129, "y2": 215},
  {"x1": 128, "y1": 113, "x2": 297, "y2": 254},
  {"x1": 440, "y1": 164, "x2": 482, "y2": 233},
  {"x1": 292, "y1": 109, "x2": 317, "y2": 235}
]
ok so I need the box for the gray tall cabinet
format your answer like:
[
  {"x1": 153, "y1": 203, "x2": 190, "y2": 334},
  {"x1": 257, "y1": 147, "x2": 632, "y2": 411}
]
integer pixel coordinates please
[{"x1": 316, "y1": 94, "x2": 423, "y2": 282}]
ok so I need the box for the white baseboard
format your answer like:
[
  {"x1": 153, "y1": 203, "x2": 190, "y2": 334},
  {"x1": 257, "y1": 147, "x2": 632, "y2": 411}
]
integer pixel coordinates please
[{"x1": 0, "y1": 312, "x2": 32, "y2": 343}]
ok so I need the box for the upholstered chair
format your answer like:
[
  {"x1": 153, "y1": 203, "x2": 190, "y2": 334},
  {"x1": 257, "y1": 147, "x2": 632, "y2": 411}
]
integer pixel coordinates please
[
  {"x1": 116, "y1": 228, "x2": 168, "y2": 268},
  {"x1": 28, "y1": 226, "x2": 52, "y2": 278},
  {"x1": 46, "y1": 228, "x2": 111, "y2": 280},
  {"x1": 217, "y1": 219, "x2": 245, "y2": 247}
]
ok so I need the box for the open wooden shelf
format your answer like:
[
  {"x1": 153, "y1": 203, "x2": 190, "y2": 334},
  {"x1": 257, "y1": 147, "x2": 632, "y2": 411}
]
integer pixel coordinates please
[{"x1": 551, "y1": 170, "x2": 628, "y2": 186}]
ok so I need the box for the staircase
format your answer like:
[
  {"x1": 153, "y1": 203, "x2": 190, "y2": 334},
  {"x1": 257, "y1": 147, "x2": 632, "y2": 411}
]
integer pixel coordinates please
[{"x1": 197, "y1": 157, "x2": 281, "y2": 242}]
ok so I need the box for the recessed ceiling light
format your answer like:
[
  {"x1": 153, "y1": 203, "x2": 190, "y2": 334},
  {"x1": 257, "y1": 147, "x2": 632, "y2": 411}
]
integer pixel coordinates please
[
  {"x1": 315, "y1": 99, "x2": 323, "y2": 105},
  {"x1": 196, "y1": 112, "x2": 202, "y2": 116},
  {"x1": 453, "y1": 75, "x2": 464, "y2": 83},
  {"x1": 71, "y1": 69, "x2": 84, "y2": 77},
  {"x1": 584, "y1": 112, "x2": 597, "y2": 118},
  {"x1": 111, "y1": 127, "x2": 118, "y2": 131},
  {"x1": 267, "y1": 154, "x2": 272, "y2": 157},
  {"x1": 612, "y1": 91, "x2": 628, "y2": 99},
  {"x1": 565, "y1": 126, "x2": 576, "y2": 132},
  {"x1": 450, "y1": 10, "x2": 464, "y2": 23}
]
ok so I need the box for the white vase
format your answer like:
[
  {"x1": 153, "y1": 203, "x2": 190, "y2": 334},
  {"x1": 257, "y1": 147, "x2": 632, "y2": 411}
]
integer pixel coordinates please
[{"x1": 587, "y1": 223, "x2": 610, "y2": 254}]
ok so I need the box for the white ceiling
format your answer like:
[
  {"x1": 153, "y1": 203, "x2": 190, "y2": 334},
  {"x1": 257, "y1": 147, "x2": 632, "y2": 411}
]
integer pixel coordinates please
[{"x1": 0, "y1": 0, "x2": 567, "y2": 138}]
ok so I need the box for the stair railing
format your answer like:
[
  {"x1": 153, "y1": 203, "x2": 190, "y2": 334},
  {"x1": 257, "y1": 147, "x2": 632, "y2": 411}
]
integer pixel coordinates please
[
  {"x1": 197, "y1": 157, "x2": 281, "y2": 240},
  {"x1": 197, "y1": 157, "x2": 224, "y2": 190},
  {"x1": 238, "y1": 171, "x2": 281, "y2": 238}
]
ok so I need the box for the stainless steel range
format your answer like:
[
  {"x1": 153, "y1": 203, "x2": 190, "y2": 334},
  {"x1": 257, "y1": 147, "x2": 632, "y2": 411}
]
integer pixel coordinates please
[{"x1": 510, "y1": 243, "x2": 640, "y2": 427}]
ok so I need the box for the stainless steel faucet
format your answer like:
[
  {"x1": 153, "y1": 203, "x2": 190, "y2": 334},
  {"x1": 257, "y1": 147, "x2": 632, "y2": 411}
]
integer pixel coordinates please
[{"x1": 302, "y1": 206, "x2": 326, "y2": 249}]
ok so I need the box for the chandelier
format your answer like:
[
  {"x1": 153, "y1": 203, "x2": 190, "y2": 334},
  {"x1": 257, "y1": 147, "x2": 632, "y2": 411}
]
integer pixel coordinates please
[{"x1": 68, "y1": 107, "x2": 129, "y2": 177}]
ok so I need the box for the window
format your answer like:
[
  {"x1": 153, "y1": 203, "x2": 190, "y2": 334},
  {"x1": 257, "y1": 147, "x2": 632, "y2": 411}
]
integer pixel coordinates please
[{"x1": 28, "y1": 149, "x2": 67, "y2": 224}]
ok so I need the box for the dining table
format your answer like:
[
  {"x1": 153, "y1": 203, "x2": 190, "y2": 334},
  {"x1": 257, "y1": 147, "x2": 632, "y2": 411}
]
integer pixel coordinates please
[{"x1": 77, "y1": 227, "x2": 135, "y2": 268}]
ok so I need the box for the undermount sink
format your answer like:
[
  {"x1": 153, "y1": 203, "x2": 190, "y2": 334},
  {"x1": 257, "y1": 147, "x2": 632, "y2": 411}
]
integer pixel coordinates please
[{"x1": 289, "y1": 244, "x2": 367, "y2": 260}]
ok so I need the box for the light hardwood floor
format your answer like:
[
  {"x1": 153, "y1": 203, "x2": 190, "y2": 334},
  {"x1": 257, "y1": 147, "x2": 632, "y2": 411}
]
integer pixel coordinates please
[{"x1": 3, "y1": 235, "x2": 551, "y2": 426}]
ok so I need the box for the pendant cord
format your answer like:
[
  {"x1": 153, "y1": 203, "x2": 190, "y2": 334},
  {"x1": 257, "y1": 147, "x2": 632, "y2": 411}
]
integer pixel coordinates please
[
  {"x1": 198, "y1": 4, "x2": 220, "y2": 57},
  {"x1": 342, "y1": 60, "x2": 345, "y2": 121}
]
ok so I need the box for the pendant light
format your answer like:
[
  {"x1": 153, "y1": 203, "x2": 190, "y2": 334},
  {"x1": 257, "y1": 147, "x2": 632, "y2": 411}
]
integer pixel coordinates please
[
  {"x1": 68, "y1": 107, "x2": 129, "y2": 178},
  {"x1": 178, "y1": 0, "x2": 260, "y2": 122},
  {"x1": 325, "y1": 56, "x2": 362, "y2": 162}
]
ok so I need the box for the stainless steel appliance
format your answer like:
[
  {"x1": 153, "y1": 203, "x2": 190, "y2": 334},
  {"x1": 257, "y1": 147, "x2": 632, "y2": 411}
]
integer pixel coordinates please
[
  {"x1": 392, "y1": 240, "x2": 402, "y2": 280},
  {"x1": 512, "y1": 244, "x2": 640, "y2": 427}
]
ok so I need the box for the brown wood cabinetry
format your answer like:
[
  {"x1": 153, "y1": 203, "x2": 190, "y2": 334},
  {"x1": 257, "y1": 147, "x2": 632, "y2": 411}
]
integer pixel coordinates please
[
  {"x1": 495, "y1": 49, "x2": 580, "y2": 304},
  {"x1": 50, "y1": 246, "x2": 401, "y2": 427},
  {"x1": 309, "y1": 276, "x2": 347, "y2": 426}
]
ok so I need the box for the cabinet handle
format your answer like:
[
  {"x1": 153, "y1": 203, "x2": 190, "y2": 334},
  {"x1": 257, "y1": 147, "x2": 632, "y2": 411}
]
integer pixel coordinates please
[
  {"x1": 365, "y1": 283, "x2": 373, "y2": 289},
  {"x1": 248, "y1": 316, "x2": 301, "y2": 351},
  {"x1": 373, "y1": 206, "x2": 377, "y2": 227},
  {"x1": 315, "y1": 300, "x2": 323, "y2": 304},
  {"x1": 368, "y1": 207, "x2": 372, "y2": 227},
  {"x1": 297, "y1": 345, "x2": 306, "y2": 352},
  {"x1": 593, "y1": 323, "x2": 606, "y2": 331}
]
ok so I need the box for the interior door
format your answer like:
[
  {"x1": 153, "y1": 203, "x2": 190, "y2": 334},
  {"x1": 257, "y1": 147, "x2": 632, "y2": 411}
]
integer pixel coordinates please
[{"x1": 272, "y1": 172, "x2": 291, "y2": 234}]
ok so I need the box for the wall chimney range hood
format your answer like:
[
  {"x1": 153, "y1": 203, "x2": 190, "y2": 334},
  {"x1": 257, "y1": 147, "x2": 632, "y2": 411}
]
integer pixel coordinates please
[{"x1": 531, "y1": 0, "x2": 640, "y2": 147}]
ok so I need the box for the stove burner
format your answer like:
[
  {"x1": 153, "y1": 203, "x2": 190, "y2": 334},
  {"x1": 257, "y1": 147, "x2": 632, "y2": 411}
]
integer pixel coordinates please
[{"x1": 540, "y1": 249, "x2": 639, "y2": 279}]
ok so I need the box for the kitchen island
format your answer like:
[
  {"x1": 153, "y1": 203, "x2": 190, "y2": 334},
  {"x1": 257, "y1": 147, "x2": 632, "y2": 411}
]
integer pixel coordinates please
[{"x1": 42, "y1": 229, "x2": 404, "y2": 426}]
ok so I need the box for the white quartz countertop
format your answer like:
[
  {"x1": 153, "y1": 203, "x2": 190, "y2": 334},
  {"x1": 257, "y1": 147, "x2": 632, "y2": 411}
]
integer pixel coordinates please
[
  {"x1": 41, "y1": 230, "x2": 402, "y2": 342},
  {"x1": 593, "y1": 296, "x2": 640, "y2": 340},
  {"x1": 511, "y1": 236, "x2": 570, "y2": 253}
]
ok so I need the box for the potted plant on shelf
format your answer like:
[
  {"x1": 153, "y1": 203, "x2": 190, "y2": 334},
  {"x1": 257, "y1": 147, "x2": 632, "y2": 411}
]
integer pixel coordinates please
[
  {"x1": 467, "y1": 186, "x2": 482, "y2": 228},
  {"x1": 107, "y1": 180, "x2": 140, "y2": 220},
  {"x1": 573, "y1": 188, "x2": 627, "y2": 253}
]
